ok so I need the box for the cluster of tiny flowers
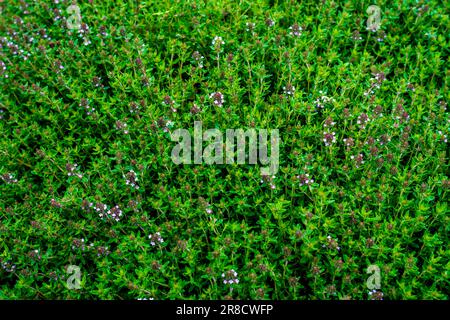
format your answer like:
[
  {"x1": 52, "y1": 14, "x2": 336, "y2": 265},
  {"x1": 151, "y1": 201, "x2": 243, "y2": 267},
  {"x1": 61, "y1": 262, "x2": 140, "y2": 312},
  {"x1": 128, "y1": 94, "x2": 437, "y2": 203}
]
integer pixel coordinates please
[
  {"x1": 71, "y1": 238, "x2": 110, "y2": 256},
  {"x1": 126, "y1": 199, "x2": 140, "y2": 214},
  {"x1": 376, "y1": 30, "x2": 387, "y2": 42},
  {"x1": 192, "y1": 51, "x2": 205, "y2": 68},
  {"x1": 190, "y1": 104, "x2": 202, "y2": 114},
  {"x1": 129, "y1": 101, "x2": 140, "y2": 113},
  {"x1": 78, "y1": 23, "x2": 92, "y2": 46},
  {"x1": 283, "y1": 83, "x2": 295, "y2": 96},
  {"x1": 210, "y1": 92, "x2": 225, "y2": 107},
  {"x1": 165, "y1": 120, "x2": 175, "y2": 131},
  {"x1": 141, "y1": 75, "x2": 150, "y2": 87},
  {"x1": 116, "y1": 120, "x2": 129, "y2": 134},
  {"x1": 297, "y1": 174, "x2": 314, "y2": 186},
  {"x1": 72, "y1": 238, "x2": 91, "y2": 251},
  {"x1": 98, "y1": 25, "x2": 108, "y2": 37},
  {"x1": 260, "y1": 174, "x2": 276, "y2": 189},
  {"x1": 222, "y1": 269, "x2": 239, "y2": 285},
  {"x1": 343, "y1": 137, "x2": 355, "y2": 148},
  {"x1": 406, "y1": 82, "x2": 415, "y2": 92},
  {"x1": 351, "y1": 30, "x2": 363, "y2": 41},
  {"x1": 92, "y1": 76, "x2": 104, "y2": 88},
  {"x1": 357, "y1": 113, "x2": 370, "y2": 129},
  {"x1": 79, "y1": 98, "x2": 95, "y2": 115},
  {"x1": 38, "y1": 28, "x2": 51, "y2": 40},
  {"x1": 198, "y1": 197, "x2": 213, "y2": 214},
  {"x1": 315, "y1": 92, "x2": 335, "y2": 109},
  {"x1": 100, "y1": 205, "x2": 123, "y2": 222},
  {"x1": 246, "y1": 22, "x2": 255, "y2": 33},
  {"x1": 19, "y1": 1, "x2": 30, "y2": 14},
  {"x1": 437, "y1": 131, "x2": 448, "y2": 143},
  {"x1": 373, "y1": 72, "x2": 386, "y2": 83},
  {"x1": 416, "y1": 4, "x2": 430, "y2": 16},
  {"x1": 323, "y1": 131, "x2": 337, "y2": 146},
  {"x1": 265, "y1": 18, "x2": 275, "y2": 27},
  {"x1": 50, "y1": 198, "x2": 62, "y2": 208},
  {"x1": 93, "y1": 202, "x2": 108, "y2": 215},
  {"x1": 2, "y1": 34, "x2": 31, "y2": 61},
  {"x1": 377, "y1": 134, "x2": 391, "y2": 146},
  {"x1": 323, "y1": 117, "x2": 336, "y2": 128},
  {"x1": 394, "y1": 104, "x2": 410, "y2": 124},
  {"x1": 364, "y1": 88, "x2": 375, "y2": 97},
  {"x1": 212, "y1": 36, "x2": 225, "y2": 51},
  {"x1": 0, "y1": 260, "x2": 16, "y2": 273},
  {"x1": 323, "y1": 235, "x2": 340, "y2": 251},
  {"x1": 137, "y1": 298, "x2": 154, "y2": 300},
  {"x1": 14, "y1": 16, "x2": 24, "y2": 25},
  {"x1": 96, "y1": 246, "x2": 111, "y2": 257},
  {"x1": 54, "y1": 60, "x2": 64, "y2": 73},
  {"x1": 350, "y1": 154, "x2": 364, "y2": 168},
  {"x1": 149, "y1": 232, "x2": 164, "y2": 246},
  {"x1": 66, "y1": 163, "x2": 83, "y2": 178},
  {"x1": 0, "y1": 109, "x2": 4, "y2": 119},
  {"x1": 125, "y1": 170, "x2": 139, "y2": 189},
  {"x1": 162, "y1": 95, "x2": 177, "y2": 112},
  {"x1": 368, "y1": 290, "x2": 384, "y2": 300},
  {"x1": 1, "y1": 173, "x2": 18, "y2": 184},
  {"x1": 289, "y1": 23, "x2": 302, "y2": 36},
  {"x1": 0, "y1": 60, "x2": 7, "y2": 78},
  {"x1": 28, "y1": 249, "x2": 42, "y2": 260},
  {"x1": 52, "y1": 7, "x2": 63, "y2": 22},
  {"x1": 373, "y1": 105, "x2": 384, "y2": 118},
  {"x1": 155, "y1": 117, "x2": 175, "y2": 133},
  {"x1": 365, "y1": 72, "x2": 386, "y2": 96}
]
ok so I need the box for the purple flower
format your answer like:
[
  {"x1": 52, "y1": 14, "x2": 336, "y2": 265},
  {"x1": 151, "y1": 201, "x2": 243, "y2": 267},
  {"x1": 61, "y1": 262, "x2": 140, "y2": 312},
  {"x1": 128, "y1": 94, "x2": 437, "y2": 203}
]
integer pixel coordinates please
[
  {"x1": 1, "y1": 173, "x2": 18, "y2": 184},
  {"x1": 192, "y1": 51, "x2": 204, "y2": 68},
  {"x1": 149, "y1": 232, "x2": 164, "y2": 246},
  {"x1": 297, "y1": 174, "x2": 314, "y2": 186},
  {"x1": 210, "y1": 92, "x2": 225, "y2": 107},
  {"x1": 162, "y1": 95, "x2": 177, "y2": 112},
  {"x1": 66, "y1": 163, "x2": 83, "y2": 178},
  {"x1": 289, "y1": 23, "x2": 302, "y2": 36},
  {"x1": 283, "y1": 83, "x2": 295, "y2": 96},
  {"x1": 350, "y1": 153, "x2": 364, "y2": 168},
  {"x1": 116, "y1": 120, "x2": 129, "y2": 134},
  {"x1": 212, "y1": 36, "x2": 225, "y2": 51},
  {"x1": 101, "y1": 205, "x2": 123, "y2": 222},
  {"x1": 323, "y1": 132, "x2": 336, "y2": 146},
  {"x1": 357, "y1": 113, "x2": 370, "y2": 129},
  {"x1": 125, "y1": 170, "x2": 139, "y2": 189},
  {"x1": 265, "y1": 19, "x2": 275, "y2": 27},
  {"x1": 221, "y1": 269, "x2": 239, "y2": 285}
]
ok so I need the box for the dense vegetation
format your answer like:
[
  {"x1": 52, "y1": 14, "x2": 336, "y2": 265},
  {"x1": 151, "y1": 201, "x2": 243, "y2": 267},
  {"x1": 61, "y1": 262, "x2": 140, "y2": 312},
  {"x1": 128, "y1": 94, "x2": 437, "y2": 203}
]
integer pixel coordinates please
[{"x1": 0, "y1": 0, "x2": 449, "y2": 299}]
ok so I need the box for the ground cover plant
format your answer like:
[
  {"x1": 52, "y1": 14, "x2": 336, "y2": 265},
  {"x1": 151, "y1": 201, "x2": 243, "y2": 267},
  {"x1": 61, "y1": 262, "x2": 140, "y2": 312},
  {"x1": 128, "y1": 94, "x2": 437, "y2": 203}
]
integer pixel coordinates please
[{"x1": 0, "y1": 0, "x2": 449, "y2": 300}]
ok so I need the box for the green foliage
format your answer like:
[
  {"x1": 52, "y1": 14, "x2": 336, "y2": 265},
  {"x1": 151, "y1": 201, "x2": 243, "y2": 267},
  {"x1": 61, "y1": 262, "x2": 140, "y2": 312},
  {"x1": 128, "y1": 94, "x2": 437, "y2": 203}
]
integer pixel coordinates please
[{"x1": 0, "y1": 0, "x2": 448, "y2": 300}]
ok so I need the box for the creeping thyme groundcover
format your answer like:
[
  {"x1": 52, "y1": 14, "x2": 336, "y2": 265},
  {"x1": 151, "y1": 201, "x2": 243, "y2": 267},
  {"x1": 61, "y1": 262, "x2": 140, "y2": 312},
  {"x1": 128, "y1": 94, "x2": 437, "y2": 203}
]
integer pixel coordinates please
[{"x1": 0, "y1": 0, "x2": 449, "y2": 299}]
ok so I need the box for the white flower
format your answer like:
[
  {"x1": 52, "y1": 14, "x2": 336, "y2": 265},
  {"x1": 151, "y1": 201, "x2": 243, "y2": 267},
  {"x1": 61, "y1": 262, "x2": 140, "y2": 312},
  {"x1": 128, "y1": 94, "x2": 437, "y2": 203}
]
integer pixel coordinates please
[{"x1": 212, "y1": 36, "x2": 224, "y2": 46}]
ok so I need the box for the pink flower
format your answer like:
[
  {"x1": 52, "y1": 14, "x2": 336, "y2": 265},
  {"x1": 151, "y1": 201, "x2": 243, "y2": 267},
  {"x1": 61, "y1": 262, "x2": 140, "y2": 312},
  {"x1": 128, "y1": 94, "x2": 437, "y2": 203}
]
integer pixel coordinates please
[{"x1": 210, "y1": 92, "x2": 225, "y2": 107}]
